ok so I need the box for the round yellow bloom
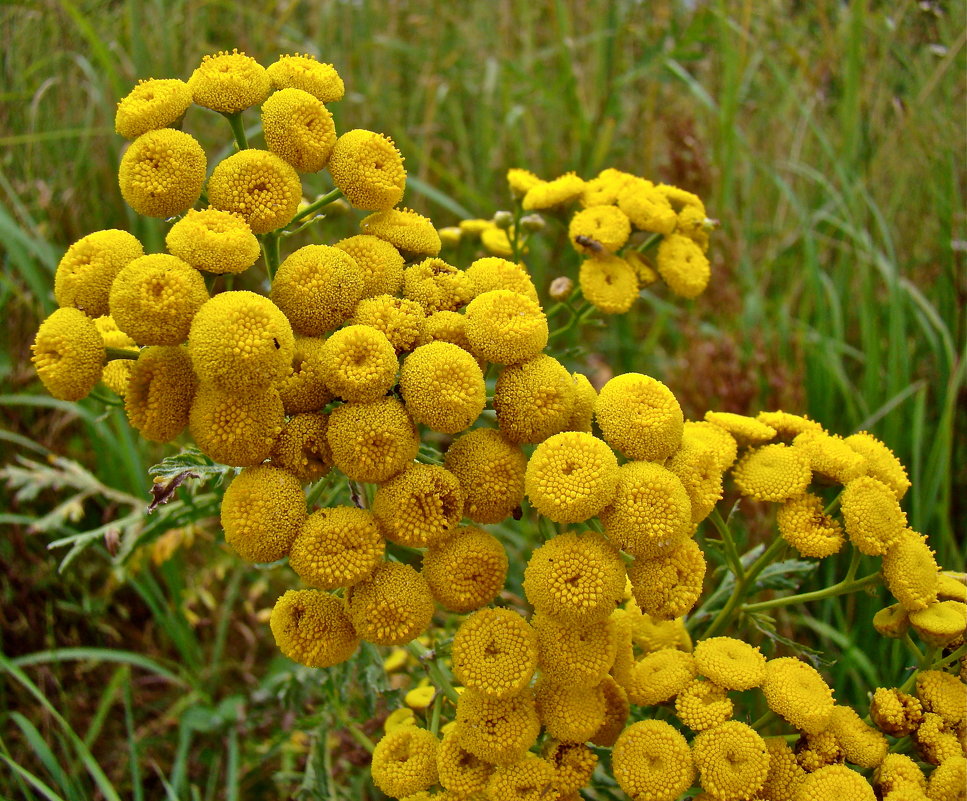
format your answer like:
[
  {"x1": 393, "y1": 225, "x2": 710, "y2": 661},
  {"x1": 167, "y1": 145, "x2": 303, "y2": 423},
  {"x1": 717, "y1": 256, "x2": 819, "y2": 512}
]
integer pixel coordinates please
[
  {"x1": 732, "y1": 443, "x2": 812, "y2": 502},
  {"x1": 612, "y1": 720, "x2": 695, "y2": 801},
  {"x1": 289, "y1": 506, "x2": 383, "y2": 589},
  {"x1": 436, "y1": 729, "x2": 492, "y2": 798},
  {"x1": 115, "y1": 78, "x2": 191, "y2": 139},
  {"x1": 883, "y1": 531, "x2": 939, "y2": 611},
  {"x1": 792, "y1": 429, "x2": 867, "y2": 484},
  {"x1": 328, "y1": 129, "x2": 405, "y2": 211},
  {"x1": 757, "y1": 410, "x2": 823, "y2": 438},
  {"x1": 165, "y1": 208, "x2": 259, "y2": 275},
  {"x1": 524, "y1": 431, "x2": 619, "y2": 523},
  {"x1": 596, "y1": 373, "x2": 684, "y2": 461},
  {"x1": 522, "y1": 172, "x2": 585, "y2": 210},
  {"x1": 705, "y1": 410, "x2": 776, "y2": 445},
  {"x1": 346, "y1": 561, "x2": 434, "y2": 646},
  {"x1": 656, "y1": 232, "x2": 711, "y2": 298},
  {"x1": 422, "y1": 526, "x2": 507, "y2": 613},
  {"x1": 916, "y1": 671, "x2": 967, "y2": 726},
  {"x1": 370, "y1": 726, "x2": 439, "y2": 798},
  {"x1": 403, "y1": 258, "x2": 471, "y2": 314},
  {"x1": 628, "y1": 538, "x2": 706, "y2": 620},
  {"x1": 600, "y1": 461, "x2": 693, "y2": 559},
  {"x1": 317, "y1": 324, "x2": 397, "y2": 402},
  {"x1": 796, "y1": 728, "x2": 843, "y2": 773},
  {"x1": 464, "y1": 289, "x2": 548, "y2": 366},
  {"x1": 207, "y1": 149, "x2": 302, "y2": 234},
  {"x1": 534, "y1": 677, "x2": 605, "y2": 743},
  {"x1": 417, "y1": 310, "x2": 473, "y2": 353},
  {"x1": 870, "y1": 687, "x2": 923, "y2": 736},
  {"x1": 480, "y1": 224, "x2": 515, "y2": 257},
  {"x1": 494, "y1": 355, "x2": 575, "y2": 444},
  {"x1": 915, "y1": 712, "x2": 963, "y2": 765},
  {"x1": 675, "y1": 678, "x2": 733, "y2": 731},
  {"x1": 326, "y1": 396, "x2": 419, "y2": 483},
  {"x1": 828, "y1": 704, "x2": 889, "y2": 769},
  {"x1": 269, "y1": 589, "x2": 358, "y2": 668},
  {"x1": 565, "y1": 372, "x2": 597, "y2": 433},
  {"x1": 96, "y1": 316, "x2": 137, "y2": 396},
  {"x1": 190, "y1": 384, "x2": 284, "y2": 467},
  {"x1": 261, "y1": 88, "x2": 335, "y2": 173},
  {"x1": 665, "y1": 438, "x2": 725, "y2": 524},
  {"x1": 465, "y1": 257, "x2": 538, "y2": 301},
  {"x1": 31, "y1": 308, "x2": 104, "y2": 401},
  {"x1": 443, "y1": 428, "x2": 526, "y2": 524},
  {"x1": 616, "y1": 177, "x2": 677, "y2": 234},
  {"x1": 485, "y1": 756, "x2": 556, "y2": 801},
  {"x1": 909, "y1": 600, "x2": 967, "y2": 647},
  {"x1": 334, "y1": 235, "x2": 405, "y2": 299},
  {"x1": 371, "y1": 464, "x2": 464, "y2": 548},
  {"x1": 506, "y1": 167, "x2": 542, "y2": 197},
  {"x1": 626, "y1": 601, "x2": 693, "y2": 653},
  {"x1": 927, "y1": 756, "x2": 966, "y2": 801},
  {"x1": 543, "y1": 740, "x2": 597, "y2": 795},
  {"x1": 580, "y1": 168, "x2": 636, "y2": 207},
  {"x1": 532, "y1": 612, "x2": 616, "y2": 688},
  {"x1": 523, "y1": 532, "x2": 626, "y2": 626},
  {"x1": 873, "y1": 603, "x2": 911, "y2": 638},
  {"x1": 118, "y1": 129, "x2": 206, "y2": 218},
  {"x1": 276, "y1": 337, "x2": 332, "y2": 414},
  {"x1": 221, "y1": 465, "x2": 306, "y2": 562},
  {"x1": 625, "y1": 647, "x2": 697, "y2": 706},
  {"x1": 451, "y1": 608, "x2": 538, "y2": 699},
  {"x1": 269, "y1": 412, "x2": 332, "y2": 482},
  {"x1": 454, "y1": 687, "x2": 540, "y2": 766},
  {"x1": 272, "y1": 244, "x2": 364, "y2": 336},
  {"x1": 384, "y1": 707, "x2": 417, "y2": 732},
  {"x1": 762, "y1": 657, "x2": 835, "y2": 735},
  {"x1": 694, "y1": 637, "x2": 767, "y2": 691},
  {"x1": 404, "y1": 685, "x2": 436, "y2": 711},
  {"x1": 188, "y1": 50, "x2": 270, "y2": 113},
  {"x1": 776, "y1": 492, "x2": 845, "y2": 558},
  {"x1": 693, "y1": 721, "x2": 769, "y2": 801},
  {"x1": 569, "y1": 205, "x2": 631, "y2": 254},
  {"x1": 874, "y1": 754, "x2": 926, "y2": 796},
  {"x1": 54, "y1": 229, "x2": 144, "y2": 317},
  {"x1": 684, "y1": 419, "x2": 739, "y2": 470},
  {"x1": 188, "y1": 290, "x2": 294, "y2": 391},
  {"x1": 843, "y1": 434, "x2": 910, "y2": 500},
  {"x1": 360, "y1": 208, "x2": 442, "y2": 257},
  {"x1": 624, "y1": 249, "x2": 660, "y2": 286},
  {"x1": 351, "y1": 295, "x2": 424, "y2": 354},
  {"x1": 400, "y1": 342, "x2": 486, "y2": 433},
  {"x1": 937, "y1": 573, "x2": 967, "y2": 603},
  {"x1": 760, "y1": 737, "x2": 806, "y2": 801},
  {"x1": 266, "y1": 53, "x2": 344, "y2": 102},
  {"x1": 124, "y1": 346, "x2": 196, "y2": 442},
  {"x1": 579, "y1": 253, "x2": 640, "y2": 314},
  {"x1": 590, "y1": 675, "x2": 630, "y2": 748},
  {"x1": 793, "y1": 765, "x2": 875, "y2": 801},
  {"x1": 841, "y1": 475, "x2": 908, "y2": 556}
]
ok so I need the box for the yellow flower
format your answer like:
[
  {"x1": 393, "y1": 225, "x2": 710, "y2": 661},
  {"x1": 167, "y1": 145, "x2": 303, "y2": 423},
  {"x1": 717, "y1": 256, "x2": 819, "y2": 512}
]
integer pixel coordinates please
[
  {"x1": 684, "y1": 419, "x2": 739, "y2": 470},
  {"x1": 485, "y1": 755, "x2": 555, "y2": 801},
  {"x1": 692, "y1": 721, "x2": 769, "y2": 801},
  {"x1": 188, "y1": 290, "x2": 294, "y2": 391},
  {"x1": 352, "y1": 294, "x2": 425, "y2": 353},
  {"x1": 625, "y1": 601, "x2": 693, "y2": 653},
  {"x1": 360, "y1": 207, "x2": 442, "y2": 257},
  {"x1": 883, "y1": 531, "x2": 939, "y2": 611},
  {"x1": 370, "y1": 727, "x2": 439, "y2": 799},
  {"x1": 756, "y1": 410, "x2": 824, "y2": 438},
  {"x1": 762, "y1": 657, "x2": 835, "y2": 735},
  {"x1": 732, "y1": 443, "x2": 812, "y2": 502},
  {"x1": 599, "y1": 461, "x2": 693, "y2": 559},
  {"x1": 792, "y1": 429, "x2": 867, "y2": 484},
  {"x1": 188, "y1": 50, "x2": 270, "y2": 113},
  {"x1": 909, "y1": 600, "x2": 967, "y2": 647},
  {"x1": 665, "y1": 437, "x2": 725, "y2": 524},
  {"x1": 189, "y1": 384, "x2": 284, "y2": 467},
  {"x1": 532, "y1": 611, "x2": 617, "y2": 689},
  {"x1": 579, "y1": 254, "x2": 640, "y2": 314},
  {"x1": 276, "y1": 337, "x2": 333, "y2": 415},
  {"x1": 269, "y1": 412, "x2": 332, "y2": 482},
  {"x1": 454, "y1": 687, "x2": 540, "y2": 765},
  {"x1": 403, "y1": 258, "x2": 472, "y2": 314},
  {"x1": 937, "y1": 573, "x2": 967, "y2": 603},
  {"x1": 261, "y1": 88, "x2": 336, "y2": 173},
  {"x1": 534, "y1": 677, "x2": 606, "y2": 743},
  {"x1": 451, "y1": 608, "x2": 538, "y2": 699},
  {"x1": 628, "y1": 539, "x2": 706, "y2": 620},
  {"x1": 464, "y1": 290, "x2": 548, "y2": 366},
  {"x1": 266, "y1": 53, "x2": 344, "y2": 103},
  {"x1": 417, "y1": 310, "x2": 473, "y2": 353},
  {"x1": 96, "y1": 316, "x2": 137, "y2": 396},
  {"x1": 115, "y1": 78, "x2": 191, "y2": 139},
  {"x1": 31, "y1": 308, "x2": 105, "y2": 401},
  {"x1": 675, "y1": 678, "x2": 734, "y2": 731},
  {"x1": 436, "y1": 728, "x2": 492, "y2": 797},
  {"x1": 915, "y1": 712, "x2": 963, "y2": 765},
  {"x1": 873, "y1": 754, "x2": 925, "y2": 797},
  {"x1": 465, "y1": 257, "x2": 538, "y2": 301},
  {"x1": 422, "y1": 526, "x2": 507, "y2": 613},
  {"x1": 694, "y1": 637, "x2": 766, "y2": 691},
  {"x1": 793, "y1": 764, "x2": 875, "y2": 801},
  {"x1": 656, "y1": 232, "x2": 711, "y2": 298},
  {"x1": 595, "y1": 373, "x2": 684, "y2": 461},
  {"x1": 869, "y1": 687, "x2": 923, "y2": 736},
  {"x1": 611, "y1": 720, "x2": 695, "y2": 801},
  {"x1": 524, "y1": 431, "x2": 619, "y2": 523},
  {"x1": 400, "y1": 342, "x2": 485, "y2": 433},
  {"x1": 776, "y1": 492, "x2": 845, "y2": 558},
  {"x1": 124, "y1": 346, "x2": 196, "y2": 442},
  {"x1": 843, "y1": 430, "x2": 911, "y2": 499},
  {"x1": 841, "y1": 475, "x2": 908, "y2": 556},
  {"x1": 565, "y1": 372, "x2": 597, "y2": 433},
  {"x1": 543, "y1": 740, "x2": 597, "y2": 795},
  {"x1": 220, "y1": 465, "x2": 306, "y2": 563},
  {"x1": 625, "y1": 647, "x2": 697, "y2": 706},
  {"x1": 371, "y1": 464, "x2": 465, "y2": 548},
  {"x1": 334, "y1": 234, "x2": 405, "y2": 299},
  {"x1": 269, "y1": 589, "x2": 359, "y2": 668},
  {"x1": 568, "y1": 205, "x2": 631, "y2": 254},
  {"x1": 326, "y1": 396, "x2": 419, "y2": 483},
  {"x1": 289, "y1": 506, "x2": 383, "y2": 589},
  {"x1": 760, "y1": 737, "x2": 806, "y2": 801},
  {"x1": 927, "y1": 756, "x2": 966, "y2": 801},
  {"x1": 705, "y1": 410, "x2": 777, "y2": 445},
  {"x1": 384, "y1": 706, "x2": 416, "y2": 731},
  {"x1": 580, "y1": 167, "x2": 637, "y2": 207},
  {"x1": 873, "y1": 603, "x2": 910, "y2": 638},
  {"x1": 590, "y1": 675, "x2": 630, "y2": 747},
  {"x1": 345, "y1": 561, "x2": 435, "y2": 646},
  {"x1": 522, "y1": 171, "x2": 585, "y2": 210},
  {"x1": 118, "y1": 129, "x2": 206, "y2": 218},
  {"x1": 328, "y1": 129, "x2": 406, "y2": 211},
  {"x1": 443, "y1": 428, "x2": 527, "y2": 524},
  {"x1": 207, "y1": 149, "x2": 302, "y2": 234},
  {"x1": 404, "y1": 685, "x2": 436, "y2": 710},
  {"x1": 494, "y1": 355, "x2": 576, "y2": 444},
  {"x1": 616, "y1": 177, "x2": 677, "y2": 234},
  {"x1": 165, "y1": 208, "x2": 260, "y2": 275},
  {"x1": 480, "y1": 223, "x2": 516, "y2": 257},
  {"x1": 624, "y1": 249, "x2": 660, "y2": 286},
  {"x1": 318, "y1": 324, "x2": 398, "y2": 402},
  {"x1": 55, "y1": 229, "x2": 144, "y2": 316},
  {"x1": 506, "y1": 167, "x2": 543, "y2": 197},
  {"x1": 916, "y1": 670, "x2": 967, "y2": 726},
  {"x1": 438, "y1": 225, "x2": 462, "y2": 247},
  {"x1": 458, "y1": 217, "x2": 492, "y2": 237},
  {"x1": 828, "y1": 704, "x2": 889, "y2": 769},
  {"x1": 523, "y1": 532, "x2": 626, "y2": 626}
]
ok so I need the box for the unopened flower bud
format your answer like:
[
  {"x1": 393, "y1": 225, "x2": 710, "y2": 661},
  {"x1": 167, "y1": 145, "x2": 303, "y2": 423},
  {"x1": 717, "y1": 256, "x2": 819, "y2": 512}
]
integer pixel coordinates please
[
  {"x1": 520, "y1": 213, "x2": 545, "y2": 233},
  {"x1": 493, "y1": 210, "x2": 514, "y2": 230},
  {"x1": 549, "y1": 276, "x2": 574, "y2": 301},
  {"x1": 438, "y1": 226, "x2": 462, "y2": 248}
]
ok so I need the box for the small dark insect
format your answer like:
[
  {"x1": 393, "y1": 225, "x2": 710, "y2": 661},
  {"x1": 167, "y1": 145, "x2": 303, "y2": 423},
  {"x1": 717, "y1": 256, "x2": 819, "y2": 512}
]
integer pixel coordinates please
[
  {"x1": 512, "y1": 506, "x2": 523, "y2": 521},
  {"x1": 273, "y1": 337, "x2": 281, "y2": 349},
  {"x1": 574, "y1": 234, "x2": 605, "y2": 254}
]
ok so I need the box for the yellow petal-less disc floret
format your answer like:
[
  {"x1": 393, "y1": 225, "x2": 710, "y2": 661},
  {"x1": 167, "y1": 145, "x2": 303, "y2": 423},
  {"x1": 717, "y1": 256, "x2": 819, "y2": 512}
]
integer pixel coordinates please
[
  {"x1": 694, "y1": 637, "x2": 767, "y2": 691},
  {"x1": 656, "y1": 232, "x2": 711, "y2": 298},
  {"x1": 269, "y1": 589, "x2": 359, "y2": 668},
  {"x1": 31, "y1": 308, "x2": 105, "y2": 401},
  {"x1": 270, "y1": 412, "x2": 333, "y2": 482},
  {"x1": 596, "y1": 373, "x2": 684, "y2": 461},
  {"x1": 844, "y1": 431, "x2": 911, "y2": 499},
  {"x1": 454, "y1": 687, "x2": 540, "y2": 766},
  {"x1": 328, "y1": 129, "x2": 406, "y2": 211},
  {"x1": 522, "y1": 172, "x2": 585, "y2": 210},
  {"x1": 451, "y1": 608, "x2": 538, "y2": 699},
  {"x1": 370, "y1": 728, "x2": 439, "y2": 799},
  {"x1": 625, "y1": 601, "x2": 693, "y2": 653},
  {"x1": 828, "y1": 705, "x2": 889, "y2": 769},
  {"x1": 54, "y1": 229, "x2": 144, "y2": 317},
  {"x1": 494, "y1": 354, "x2": 575, "y2": 444},
  {"x1": 207, "y1": 149, "x2": 302, "y2": 234},
  {"x1": 400, "y1": 342, "x2": 486, "y2": 433},
  {"x1": 873, "y1": 603, "x2": 911, "y2": 638},
  {"x1": 611, "y1": 720, "x2": 695, "y2": 801},
  {"x1": 266, "y1": 53, "x2": 344, "y2": 102},
  {"x1": 334, "y1": 235, "x2": 405, "y2": 299},
  {"x1": 346, "y1": 561, "x2": 434, "y2": 646},
  {"x1": 524, "y1": 431, "x2": 619, "y2": 523},
  {"x1": 402, "y1": 258, "x2": 472, "y2": 314},
  {"x1": 189, "y1": 384, "x2": 284, "y2": 467},
  {"x1": 289, "y1": 506, "x2": 384, "y2": 590},
  {"x1": 566, "y1": 372, "x2": 597, "y2": 433},
  {"x1": 756, "y1": 410, "x2": 823, "y2": 439},
  {"x1": 360, "y1": 208, "x2": 442, "y2": 257},
  {"x1": 96, "y1": 316, "x2": 137, "y2": 396},
  {"x1": 115, "y1": 78, "x2": 191, "y2": 139},
  {"x1": 220, "y1": 465, "x2": 306, "y2": 563},
  {"x1": 352, "y1": 295, "x2": 425, "y2": 353},
  {"x1": 776, "y1": 492, "x2": 845, "y2": 558},
  {"x1": 371, "y1": 464, "x2": 465, "y2": 548},
  {"x1": 629, "y1": 538, "x2": 706, "y2": 620},
  {"x1": 165, "y1": 208, "x2": 260, "y2": 274},
  {"x1": 675, "y1": 678, "x2": 734, "y2": 731},
  {"x1": 318, "y1": 324, "x2": 397, "y2": 403},
  {"x1": 684, "y1": 419, "x2": 739, "y2": 470},
  {"x1": 762, "y1": 657, "x2": 835, "y2": 735},
  {"x1": 874, "y1": 753, "x2": 927, "y2": 796},
  {"x1": 443, "y1": 428, "x2": 527, "y2": 524},
  {"x1": 841, "y1": 475, "x2": 907, "y2": 556},
  {"x1": 261, "y1": 88, "x2": 336, "y2": 173},
  {"x1": 793, "y1": 764, "x2": 875, "y2": 801},
  {"x1": 883, "y1": 531, "x2": 939, "y2": 611},
  {"x1": 581, "y1": 167, "x2": 637, "y2": 207},
  {"x1": 792, "y1": 429, "x2": 867, "y2": 484},
  {"x1": 569, "y1": 205, "x2": 632, "y2": 254},
  {"x1": 326, "y1": 396, "x2": 419, "y2": 483},
  {"x1": 188, "y1": 50, "x2": 270, "y2": 113},
  {"x1": 590, "y1": 675, "x2": 630, "y2": 748},
  {"x1": 464, "y1": 289, "x2": 548, "y2": 365},
  {"x1": 705, "y1": 410, "x2": 776, "y2": 445},
  {"x1": 118, "y1": 129, "x2": 206, "y2": 218},
  {"x1": 915, "y1": 711, "x2": 964, "y2": 765},
  {"x1": 870, "y1": 687, "x2": 923, "y2": 737},
  {"x1": 465, "y1": 257, "x2": 538, "y2": 301},
  {"x1": 543, "y1": 740, "x2": 597, "y2": 795},
  {"x1": 692, "y1": 721, "x2": 769, "y2": 801},
  {"x1": 927, "y1": 756, "x2": 967, "y2": 801},
  {"x1": 666, "y1": 438, "x2": 725, "y2": 524},
  {"x1": 124, "y1": 346, "x2": 197, "y2": 442},
  {"x1": 616, "y1": 177, "x2": 677, "y2": 234},
  {"x1": 532, "y1": 612, "x2": 617, "y2": 689},
  {"x1": 486, "y1": 754, "x2": 556, "y2": 801},
  {"x1": 276, "y1": 337, "x2": 332, "y2": 414},
  {"x1": 909, "y1": 600, "x2": 967, "y2": 647},
  {"x1": 760, "y1": 737, "x2": 806, "y2": 801},
  {"x1": 507, "y1": 167, "x2": 543, "y2": 197},
  {"x1": 422, "y1": 526, "x2": 508, "y2": 613},
  {"x1": 436, "y1": 728, "x2": 492, "y2": 798},
  {"x1": 534, "y1": 677, "x2": 606, "y2": 743},
  {"x1": 188, "y1": 290, "x2": 294, "y2": 391},
  {"x1": 417, "y1": 310, "x2": 473, "y2": 353},
  {"x1": 916, "y1": 670, "x2": 967, "y2": 726},
  {"x1": 579, "y1": 254, "x2": 640, "y2": 314},
  {"x1": 625, "y1": 647, "x2": 697, "y2": 706},
  {"x1": 732, "y1": 443, "x2": 812, "y2": 502}
]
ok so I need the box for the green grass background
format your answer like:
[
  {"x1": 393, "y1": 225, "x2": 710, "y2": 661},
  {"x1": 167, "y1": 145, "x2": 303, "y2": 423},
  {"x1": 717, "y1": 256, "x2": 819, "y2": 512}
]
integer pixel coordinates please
[{"x1": 0, "y1": 0, "x2": 964, "y2": 798}]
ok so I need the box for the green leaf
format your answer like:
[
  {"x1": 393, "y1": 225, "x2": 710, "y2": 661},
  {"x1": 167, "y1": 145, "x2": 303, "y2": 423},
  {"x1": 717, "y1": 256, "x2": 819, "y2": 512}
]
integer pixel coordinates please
[{"x1": 752, "y1": 559, "x2": 819, "y2": 593}]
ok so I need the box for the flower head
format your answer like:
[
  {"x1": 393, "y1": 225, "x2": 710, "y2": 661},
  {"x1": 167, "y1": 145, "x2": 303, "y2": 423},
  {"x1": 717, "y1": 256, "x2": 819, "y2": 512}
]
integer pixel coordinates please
[
  {"x1": 352, "y1": 294, "x2": 425, "y2": 353},
  {"x1": 675, "y1": 678, "x2": 734, "y2": 731},
  {"x1": 565, "y1": 372, "x2": 597, "y2": 433},
  {"x1": 841, "y1": 475, "x2": 907, "y2": 556},
  {"x1": 873, "y1": 603, "x2": 910, "y2": 638},
  {"x1": 616, "y1": 177, "x2": 677, "y2": 234},
  {"x1": 692, "y1": 721, "x2": 769, "y2": 801},
  {"x1": 261, "y1": 88, "x2": 336, "y2": 173},
  {"x1": 417, "y1": 310, "x2": 473, "y2": 353},
  {"x1": 360, "y1": 208, "x2": 442, "y2": 257},
  {"x1": 694, "y1": 637, "x2": 767, "y2": 691},
  {"x1": 454, "y1": 687, "x2": 540, "y2": 765},
  {"x1": 543, "y1": 740, "x2": 597, "y2": 795},
  {"x1": 289, "y1": 506, "x2": 383, "y2": 589},
  {"x1": 776, "y1": 492, "x2": 845, "y2": 558},
  {"x1": 400, "y1": 342, "x2": 486, "y2": 433},
  {"x1": 732, "y1": 443, "x2": 812, "y2": 502},
  {"x1": 465, "y1": 257, "x2": 538, "y2": 301},
  {"x1": 346, "y1": 561, "x2": 434, "y2": 646},
  {"x1": 318, "y1": 324, "x2": 398, "y2": 402},
  {"x1": 581, "y1": 167, "x2": 637, "y2": 207},
  {"x1": 611, "y1": 720, "x2": 695, "y2": 801},
  {"x1": 124, "y1": 346, "x2": 197, "y2": 442},
  {"x1": 165, "y1": 208, "x2": 260, "y2": 274},
  {"x1": 590, "y1": 675, "x2": 630, "y2": 747},
  {"x1": 869, "y1": 687, "x2": 923, "y2": 736},
  {"x1": 118, "y1": 129, "x2": 206, "y2": 218},
  {"x1": 266, "y1": 53, "x2": 344, "y2": 102},
  {"x1": 792, "y1": 429, "x2": 867, "y2": 484},
  {"x1": 595, "y1": 373, "x2": 684, "y2": 461},
  {"x1": 371, "y1": 463, "x2": 464, "y2": 548},
  {"x1": 843, "y1": 433, "x2": 910, "y2": 500},
  {"x1": 269, "y1": 589, "x2": 358, "y2": 668},
  {"x1": 874, "y1": 754, "x2": 927, "y2": 796},
  {"x1": 683, "y1": 419, "x2": 738, "y2": 470},
  {"x1": 579, "y1": 254, "x2": 640, "y2": 314},
  {"x1": 188, "y1": 50, "x2": 270, "y2": 112},
  {"x1": 916, "y1": 670, "x2": 967, "y2": 726},
  {"x1": 334, "y1": 235, "x2": 405, "y2": 299},
  {"x1": 443, "y1": 428, "x2": 527, "y2": 524},
  {"x1": 189, "y1": 384, "x2": 284, "y2": 467},
  {"x1": 915, "y1": 711, "x2": 963, "y2": 765},
  {"x1": 220, "y1": 465, "x2": 306, "y2": 563},
  {"x1": 883, "y1": 531, "x2": 939, "y2": 611},
  {"x1": 269, "y1": 412, "x2": 333, "y2": 482},
  {"x1": 464, "y1": 290, "x2": 548, "y2": 366},
  {"x1": 705, "y1": 410, "x2": 776, "y2": 445},
  {"x1": 326, "y1": 396, "x2": 419, "y2": 483},
  {"x1": 506, "y1": 167, "x2": 543, "y2": 197},
  {"x1": 656, "y1": 232, "x2": 711, "y2": 298},
  {"x1": 207, "y1": 149, "x2": 302, "y2": 234},
  {"x1": 115, "y1": 78, "x2": 191, "y2": 139},
  {"x1": 328, "y1": 129, "x2": 405, "y2": 210},
  {"x1": 55, "y1": 229, "x2": 144, "y2": 316},
  {"x1": 532, "y1": 612, "x2": 617, "y2": 688},
  {"x1": 927, "y1": 756, "x2": 966, "y2": 801},
  {"x1": 760, "y1": 737, "x2": 806, "y2": 801},
  {"x1": 762, "y1": 657, "x2": 835, "y2": 735},
  {"x1": 625, "y1": 647, "x2": 697, "y2": 706},
  {"x1": 629, "y1": 538, "x2": 706, "y2": 619},
  {"x1": 403, "y1": 258, "x2": 472, "y2": 314},
  {"x1": 436, "y1": 728, "x2": 492, "y2": 798},
  {"x1": 569, "y1": 205, "x2": 631, "y2": 254},
  {"x1": 793, "y1": 765, "x2": 875, "y2": 801},
  {"x1": 422, "y1": 526, "x2": 508, "y2": 613},
  {"x1": 534, "y1": 677, "x2": 606, "y2": 743},
  {"x1": 665, "y1": 437, "x2": 725, "y2": 523},
  {"x1": 451, "y1": 608, "x2": 538, "y2": 699},
  {"x1": 828, "y1": 704, "x2": 889, "y2": 769},
  {"x1": 276, "y1": 337, "x2": 333, "y2": 414},
  {"x1": 909, "y1": 600, "x2": 967, "y2": 647},
  {"x1": 31, "y1": 308, "x2": 105, "y2": 401},
  {"x1": 756, "y1": 410, "x2": 823, "y2": 438},
  {"x1": 522, "y1": 172, "x2": 585, "y2": 210},
  {"x1": 494, "y1": 354, "x2": 576, "y2": 444},
  {"x1": 370, "y1": 726, "x2": 439, "y2": 798}
]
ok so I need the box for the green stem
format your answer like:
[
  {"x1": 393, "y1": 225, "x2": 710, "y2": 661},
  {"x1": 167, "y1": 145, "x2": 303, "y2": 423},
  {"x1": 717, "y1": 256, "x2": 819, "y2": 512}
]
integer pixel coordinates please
[
  {"x1": 710, "y1": 508, "x2": 744, "y2": 582},
  {"x1": 903, "y1": 632, "x2": 924, "y2": 663},
  {"x1": 933, "y1": 642, "x2": 966, "y2": 669},
  {"x1": 824, "y1": 490, "x2": 843, "y2": 515},
  {"x1": 510, "y1": 202, "x2": 523, "y2": 263},
  {"x1": 222, "y1": 112, "x2": 248, "y2": 150},
  {"x1": 105, "y1": 347, "x2": 139, "y2": 361},
  {"x1": 429, "y1": 691, "x2": 444, "y2": 736},
  {"x1": 635, "y1": 232, "x2": 662, "y2": 253},
  {"x1": 741, "y1": 571, "x2": 881, "y2": 614},
  {"x1": 305, "y1": 475, "x2": 331, "y2": 510},
  {"x1": 749, "y1": 708, "x2": 778, "y2": 732},
  {"x1": 287, "y1": 188, "x2": 343, "y2": 228},
  {"x1": 549, "y1": 299, "x2": 592, "y2": 340},
  {"x1": 261, "y1": 231, "x2": 281, "y2": 280},
  {"x1": 406, "y1": 642, "x2": 459, "y2": 705}
]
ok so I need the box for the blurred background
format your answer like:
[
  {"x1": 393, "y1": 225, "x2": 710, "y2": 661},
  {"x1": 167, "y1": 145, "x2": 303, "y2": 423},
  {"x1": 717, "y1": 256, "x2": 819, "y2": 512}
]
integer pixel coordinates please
[{"x1": 1, "y1": 0, "x2": 964, "y2": 798}]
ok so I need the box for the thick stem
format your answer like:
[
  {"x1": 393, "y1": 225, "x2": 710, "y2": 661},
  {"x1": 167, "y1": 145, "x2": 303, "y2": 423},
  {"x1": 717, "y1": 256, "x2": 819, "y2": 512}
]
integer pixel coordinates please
[
  {"x1": 741, "y1": 571, "x2": 881, "y2": 614},
  {"x1": 261, "y1": 231, "x2": 281, "y2": 280},
  {"x1": 406, "y1": 642, "x2": 460, "y2": 705},
  {"x1": 287, "y1": 188, "x2": 343, "y2": 228},
  {"x1": 222, "y1": 112, "x2": 248, "y2": 150},
  {"x1": 710, "y1": 507, "x2": 744, "y2": 582},
  {"x1": 105, "y1": 347, "x2": 139, "y2": 361}
]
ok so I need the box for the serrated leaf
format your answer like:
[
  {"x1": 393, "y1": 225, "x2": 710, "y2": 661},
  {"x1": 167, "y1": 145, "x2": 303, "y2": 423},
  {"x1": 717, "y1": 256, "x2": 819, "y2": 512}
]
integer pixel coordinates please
[
  {"x1": 748, "y1": 612, "x2": 830, "y2": 667},
  {"x1": 147, "y1": 448, "x2": 235, "y2": 485},
  {"x1": 752, "y1": 558, "x2": 819, "y2": 593}
]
